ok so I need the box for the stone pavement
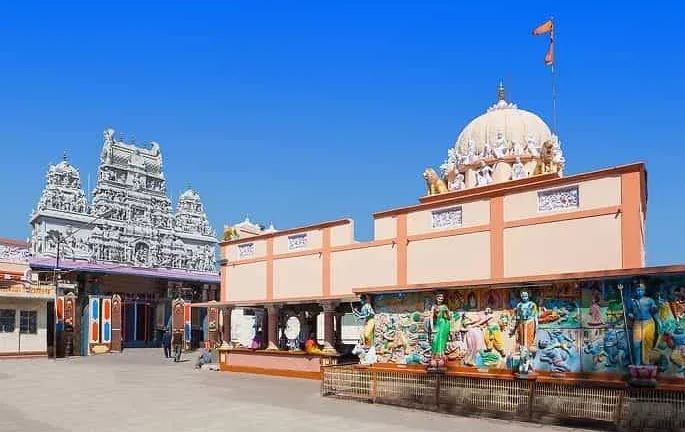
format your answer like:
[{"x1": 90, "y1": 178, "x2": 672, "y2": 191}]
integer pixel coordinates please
[{"x1": 0, "y1": 349, "x2": 595, "y2": 432}]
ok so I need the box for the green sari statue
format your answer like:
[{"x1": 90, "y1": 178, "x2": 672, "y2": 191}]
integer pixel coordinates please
[{"x1": 429, "y1": 292, "x2": 450, "y2": 370}]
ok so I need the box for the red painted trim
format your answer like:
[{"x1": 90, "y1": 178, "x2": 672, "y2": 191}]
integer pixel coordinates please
[
  {"x1": 352, "y1": 264, "x2": 685, "y2": 295},
  {"x1": 396, "y1": 215, "x2": 407, "y2": 286},
  {"x1": 407, "y1": 224, "x2": 490, "y2": 242},
  {"x1": 504, "y1": 205, "x2": 621, "y2": 229},
  {"x1": 621, "y1": 172, "x2": 643, "y2": 268},
  {"x1": 220, "y1": 218, "x2": 352, "y2": 246},
  {"x1": 220, "y1": 364, "x2": 321, "y2": 380},
  {"x1": 489, "y1": 196, "x2": 504, "y2": 279},
  {"x1": 332, "y1": 239, "x2": 394, "y2": 252},
  {"x1": 322, "y1": 228, "x2": 331, "y2": 297},
  {"x1": 266, "y1": 238, "x2": 274, "y2": 301},
  {"x1": 0, "y1": 351, "x2": 47, "y2": 359}
]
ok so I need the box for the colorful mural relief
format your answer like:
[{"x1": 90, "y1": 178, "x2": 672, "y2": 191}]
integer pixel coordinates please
[{"x1": 360, "y1": 274, "x2": 685, "y2": 381}]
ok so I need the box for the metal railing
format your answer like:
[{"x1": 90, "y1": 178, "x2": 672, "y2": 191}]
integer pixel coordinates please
[{"x1": 321, "y1": 364, "x2": 685, "y2": 430}]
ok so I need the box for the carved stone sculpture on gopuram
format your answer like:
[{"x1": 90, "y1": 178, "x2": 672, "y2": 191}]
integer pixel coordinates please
[
  {"x1": 30, "y1": 128, "x2": 217, "y2": 273},
  {"x1": 425, "y1": 82, "x2": 565, "y2": 195}
]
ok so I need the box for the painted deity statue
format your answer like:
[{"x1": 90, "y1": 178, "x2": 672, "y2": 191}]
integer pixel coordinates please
[
  {"x1": 627, "y1": 284, "x2": 659, "y2": 366},
  {"x1": 482, "y1": 308, "x2": 505, "y2": 357},
  {"x1": 476, "y1": 161, "x2": 494, "y2": 186},
  {"x1": 352, "y1": 294, "x2": 376, "y2": 348},
  {"x1": 429, "y1": 292, "x2": 451, "y2": 371},
  {"x1": 512, "y1": 157, "x2": 527, "y2": 180},
  {"x1": 510, "y1": 291, "x2": 539, "y2": 353},
  {"x1": 450, "y1": 172, "x2": 465, "y2": 191},
  {"x1": 493, "y1": 133, "x2": 508, "y2": 159}
]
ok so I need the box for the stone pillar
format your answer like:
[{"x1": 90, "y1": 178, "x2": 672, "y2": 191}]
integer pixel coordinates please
[
  {"x1": 334, "y1": 310, "x2": 345, "y2": 348},
  {"x1": 207, "y1": 306, "x2": 219, "y2": 345},
  {"x1": 221, "y1": 307, "x2": 233, "y2": 344},
  {"x1": 201, "y1": 284, "x2": 209, "y2": 303},
  {"x1": 266, "y1": 305, "x2": 279, "y2": 350},
  {"x1": 322, "y1": 302, "x2": 339, "y2": 354},
  {"x1": 209, "y1": 285, "x2": 217, "y2": 302}
]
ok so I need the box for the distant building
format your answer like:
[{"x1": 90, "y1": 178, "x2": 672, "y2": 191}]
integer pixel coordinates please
[
  {"x1": 0, "y1": 238, "x2": 52, "y2": 358},
  {"x1": 29, "y1": 129, "x2": 219, "y2": 355}
]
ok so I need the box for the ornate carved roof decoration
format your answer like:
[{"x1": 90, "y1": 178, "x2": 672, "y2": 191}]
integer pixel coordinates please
[
  {"x1": 175, "y1": 188, "x2": 216, "y2": 238},
  {"x1": 424, "y1": 82, "x2": 566, "y2": 196},
  {"x1": 262, "y1": 223, "x2": 278, "y2": 234},
  {"x1": 30, "y1": 128, "x2": 217, "y2": 274},
  {"x1": 33, "y1": 152, "x2": 88, "y2": 216}
]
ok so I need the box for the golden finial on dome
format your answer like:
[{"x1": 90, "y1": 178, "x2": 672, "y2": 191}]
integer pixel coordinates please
[{"x1": 497, "y1": 81, "x2": 505, "y2": 102}]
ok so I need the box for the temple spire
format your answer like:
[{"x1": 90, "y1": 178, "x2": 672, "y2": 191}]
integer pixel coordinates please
[
  {"x1": 497, "y1": 81, "x2": 505, "y2": 102},
  {"x1": 62, "y1": 151, "x2": 68, "y2": 162}
]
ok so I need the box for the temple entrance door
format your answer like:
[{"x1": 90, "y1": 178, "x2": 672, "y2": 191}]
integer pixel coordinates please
[{"x1": 122, "y1": 301, "x2": 155, "y2": 348}]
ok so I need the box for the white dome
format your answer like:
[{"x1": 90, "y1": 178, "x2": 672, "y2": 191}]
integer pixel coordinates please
[
  {"x1": 433, "y1": 83, "x2": 566, "y2": 194},
  {"x1": 455, "y1": 89, "x2": 553, "y2": 157}
]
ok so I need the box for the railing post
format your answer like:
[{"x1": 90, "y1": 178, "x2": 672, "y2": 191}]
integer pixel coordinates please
[
  {"x1": 371, "y1": 369, "x2": 377, "y2": 403},
  {"x1": 527, "y1": 379, "x2": 536, "y2": 421},
  {"x1": 614, "y1": 388, "x2": 626, "y2": 427},
  {"x1": 435, "y1": 374, "x2": 441, "y2": 411}
]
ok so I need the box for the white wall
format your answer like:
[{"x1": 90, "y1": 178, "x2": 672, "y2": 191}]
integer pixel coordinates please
[{"x1": 0, "y1": 299, "x2": 48, "y2": 354}]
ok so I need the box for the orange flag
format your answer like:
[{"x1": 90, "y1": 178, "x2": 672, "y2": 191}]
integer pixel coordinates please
[
  {"x1": 544, "y1": 40, "x2": 554, "y2": 66},
  {"x1": 533, "y1": 19, "x2": 553, "y2": 36}
]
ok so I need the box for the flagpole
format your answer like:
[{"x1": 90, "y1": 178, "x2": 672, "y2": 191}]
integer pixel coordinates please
[{"x1": 550, "y1": 20, "x2": 558, "y2": 135}]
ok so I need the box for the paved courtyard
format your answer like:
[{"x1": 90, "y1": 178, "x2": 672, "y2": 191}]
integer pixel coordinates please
[{"x1": 0, "y1": 350, "x2": 595, "y2": 432}]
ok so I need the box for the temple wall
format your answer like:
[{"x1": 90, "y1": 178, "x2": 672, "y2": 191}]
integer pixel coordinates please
[
  {"x1": 407, "y1": 232, "x2": 490, "y2": 283},
  {"x1": 330, "y1": 245, "x2": 396, "y2": 296},
  {"x1": 504, "y1": 214, "x2": 622, "y2": 277},
  {"x1": 273, "y1": 255, "x2": 322, "y2": 298},
  {"x1": 406, "y1": 199, "x2": 489, "y2": 236},
  {"x1": 504, "y1": 176, "x2": 621, "y2": 221},
  {"x1": 373, "y1": 217, "x2": 396, "y2": 240},
  {"x1": 330, "y1": 222, "x2": 354, "y2": 247},
  {"x1": 226, "y1": 262, "x2": 267, "y2": 302},
  {"x1": 220, "y1": 164, "x2": 646, "y2": 303},
  {"x1": 225, "y1": 239, "x2": 267, "y2": 261},
  {"x1": 274, "y1": 229, "x2": 322, "y2": 254},
  {"x1": 0, "y1": 261, "x2": 28, "y2": 274},
  {"x1": 0, "y1": 300, "x2": 48, "y2": 354}
]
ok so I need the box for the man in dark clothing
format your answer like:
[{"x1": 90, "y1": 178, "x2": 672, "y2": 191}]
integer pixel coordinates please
[
  {"x1": 163, "y1": 319, "x2": 172, "y2": 359},
  {"x1": 163, "y1": 329, "x2": 171, "y2": 358}
]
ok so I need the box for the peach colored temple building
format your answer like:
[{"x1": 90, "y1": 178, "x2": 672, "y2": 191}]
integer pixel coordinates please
[{"x1": 196, "y1": 84, "x2": 685, "y2": 386}]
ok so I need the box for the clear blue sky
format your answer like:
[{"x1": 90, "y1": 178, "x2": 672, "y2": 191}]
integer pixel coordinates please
[{"x1": 0, "y1": 1, "x2": 683, "y2": 265}]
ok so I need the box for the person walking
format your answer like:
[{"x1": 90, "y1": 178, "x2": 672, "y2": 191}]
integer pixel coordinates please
[{"x1": 163, "y1": 317, "x2": 172, "y2": 359}]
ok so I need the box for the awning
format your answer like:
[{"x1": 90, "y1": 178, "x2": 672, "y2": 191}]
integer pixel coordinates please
[
  {"x1": 190, "y1": 294, "x2": 359, "y2": 308},
  {"x1": 29, "y1": 257, "x2": 219, "y2": 284}
]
